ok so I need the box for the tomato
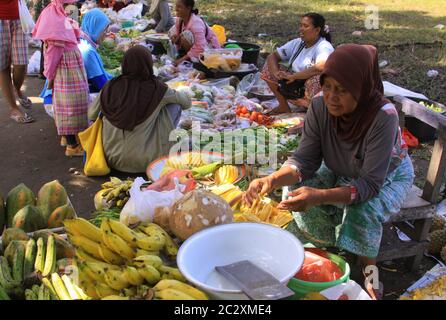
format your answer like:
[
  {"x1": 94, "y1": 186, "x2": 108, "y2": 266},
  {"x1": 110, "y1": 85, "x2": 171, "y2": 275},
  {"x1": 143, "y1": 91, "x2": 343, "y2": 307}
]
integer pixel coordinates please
[
  {"x1": 338, "y1": 294, "x2": 349, "y2": 300},
  {"x1": 257, "y1": 114, "x2": 264, "y2": 123},
  {"x1": 250, "y1": 114, "x2": 257, "y2": 122},
  {"x1": 241, "y1": 107, "x2": 248, "y2": 114}
]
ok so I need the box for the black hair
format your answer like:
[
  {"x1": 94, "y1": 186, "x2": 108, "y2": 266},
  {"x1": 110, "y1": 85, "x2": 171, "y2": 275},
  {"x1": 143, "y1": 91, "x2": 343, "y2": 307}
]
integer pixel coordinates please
[
  {"x1": 302, "y1": 12, "x2": 332, "y2": 43},
  {"x1": 181, "y1": 0, "x2": 199, "y2": 15}
]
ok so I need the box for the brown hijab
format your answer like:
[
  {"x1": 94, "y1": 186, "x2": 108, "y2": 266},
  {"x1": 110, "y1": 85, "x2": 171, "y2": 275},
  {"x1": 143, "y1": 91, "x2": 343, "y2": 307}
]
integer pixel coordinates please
[
  {"x1": 100, "y1": 45, "x2": 168, "y2": 131},
  {"x1": 320, "y1": 44, "x2": 390, "y2": 143}
]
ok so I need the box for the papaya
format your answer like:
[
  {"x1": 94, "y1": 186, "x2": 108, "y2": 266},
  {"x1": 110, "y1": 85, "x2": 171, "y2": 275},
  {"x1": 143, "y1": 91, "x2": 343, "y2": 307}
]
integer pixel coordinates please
[
  {"x1": 36, "y1": 180, "x2": 68, "y2": 223},
  {"x1": 47, "y1": 204, "x2": 76, "y2": 228},
  {"x1": 32, "y1": 230, "x2": 75, "y2": 259},
  {"x1": 1, "y1": 228, "x2": 29, "y2": 251},
  {"x1": 5, "y1": 184, "x2": 36, "y2": 228},
  {"x1": 0, "y1": 195, "x2": 5, "y2": 235},
  {"x1": 4, "y1": 240, "x2": 27, "y2": 265},
  {"x1": 12, "y1": 205, "x2": 46, "y2": 232}
]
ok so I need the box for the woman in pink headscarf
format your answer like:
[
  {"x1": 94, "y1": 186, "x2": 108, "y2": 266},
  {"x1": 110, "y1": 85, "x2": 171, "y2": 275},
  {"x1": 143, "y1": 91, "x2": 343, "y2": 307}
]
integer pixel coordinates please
[{"x1": 33, "y1": 0, "x2": 89, "y2": 157}]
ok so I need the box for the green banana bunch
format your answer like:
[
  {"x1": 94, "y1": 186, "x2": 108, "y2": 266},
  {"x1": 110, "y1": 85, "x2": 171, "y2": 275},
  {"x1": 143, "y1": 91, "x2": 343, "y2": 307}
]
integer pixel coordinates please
[{"x1": 0, "y1": 256, "x2": 19, "y2": 292}]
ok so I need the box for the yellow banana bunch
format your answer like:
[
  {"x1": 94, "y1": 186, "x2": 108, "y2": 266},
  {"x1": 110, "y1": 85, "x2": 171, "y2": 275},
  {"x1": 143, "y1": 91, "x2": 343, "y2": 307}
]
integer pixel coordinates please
[
  {"x1": 158, "y1": 265, "x2": 187, "y2": 282},
  {"x1": 214, "y1": 165, "x2": 239, "y2": 185},
  {"x1": 155, "y1": 288, "x2": 196, "y2": 300},
  {"x1": 140, "y1": 223, "x2": 179, "y2": 257},
  {"x1": 64, "y1": 218, "x2": 103, "y2": 243},
  {"x1": 51, "y1": 273, "x2": 72, "y2": 300},
  {"x1": 75, "y1": 247, "x2": 103, "y2": 264},
  {"x1": 132, "y1": 255, "x2": 163, "y2": 269},
  {"x1": 137, "y1": 265, "x2": 161, "y2": 285},
  {"x1": 98, "y1": 243, "x2": 125, "y2": 265},
  {"x1": 69, "y1": 235, "x2": 103, "y2": 260},
  {"x1": 102, "y1": 295, "x2": 130, "y2": 300},
  {"x1": 154, "y1": 279, "x2": 208, "y2": 300},
  {"x1": 135, "y1": 225, "x2": 166, "y2": 251},
  {"x1": 135, "y1": 248, "x2": 160, "y2": 257},
  {"x1": 104, "y1": 269, "x2": 131, "y2": 291},
  {"x1": 95, "y1": 283, "x2": 119, "y2": 298},
  {"x1": 108, "y1": 219, "x2": 141, "y2": 248},
  {"x1": 124, "y1": 266, "x2": 145, "y2": 286},
  {"x1": 101, "y1": 219, "x2": 135, "y2": 260}
]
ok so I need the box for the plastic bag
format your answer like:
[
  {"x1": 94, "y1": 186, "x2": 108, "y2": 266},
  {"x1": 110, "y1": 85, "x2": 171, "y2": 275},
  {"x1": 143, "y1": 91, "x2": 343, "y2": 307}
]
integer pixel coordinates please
[
  {"x1": 294, "y1": 250, "x2": 343, "y2": 282},
  {"x1": 237, "y1": 72, "x2": 260, "y2": 95},
  {"x1": 27, "y1": 50, "x2": 41, "y2": 75},
  {"x1": 117, "y1": 3, "x2": 143, "y2": 21},
  {"x1": 18, "y1": 0, "x2": 35, "y2": 34},
  {"x1": 120, "y1": 177, "x2": 184, "y2": 226},
  {"x1": 210, "y1": 24, "x2": 226, "y2": 45}
]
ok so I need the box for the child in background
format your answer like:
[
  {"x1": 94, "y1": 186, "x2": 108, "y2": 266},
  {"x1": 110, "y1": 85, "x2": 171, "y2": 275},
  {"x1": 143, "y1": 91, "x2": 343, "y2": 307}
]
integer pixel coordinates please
[{"x1": 33, "y1": 0, "x2": 89, "y2": 157}]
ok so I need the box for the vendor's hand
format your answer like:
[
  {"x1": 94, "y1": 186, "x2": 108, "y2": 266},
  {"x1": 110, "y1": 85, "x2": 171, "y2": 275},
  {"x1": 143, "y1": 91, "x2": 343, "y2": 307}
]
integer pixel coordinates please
[
  {"x1": 277, "y1": 186, "x2": 322, "y2": 211},
  {"x1": 275, "y1": 70, "x2": 288, "y2": 81},
  {"x1": 47, "y1": 79, "x2": 54, "y2": 90},
  {"x1": 243, "y1": 176, "x2": 276, "y2": 206}
]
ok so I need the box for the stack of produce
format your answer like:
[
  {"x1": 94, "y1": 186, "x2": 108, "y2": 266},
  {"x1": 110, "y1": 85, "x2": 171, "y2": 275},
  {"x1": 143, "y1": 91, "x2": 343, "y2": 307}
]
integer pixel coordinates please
[
  {"x1": 235, "y1": 106, "x2": 272, "y2": 125},
  {"x1": 94, "y1": 177, "x2": 133, "y2": 210},
  {"x1": 0, "y1": 227, "x2": 78, "y2": 300},
  {"x1": 400, "y1": 276, "x2": 446, "y2": 300},
  {"x1": 210, "y1": 184, "x2": 293, "y2": 228},
  {"x1": 64, "y1": 218, "x2": 208, "y2": 300},
  {"x1": 1, "y1": 180, "x2": 75, "y2": 234}
]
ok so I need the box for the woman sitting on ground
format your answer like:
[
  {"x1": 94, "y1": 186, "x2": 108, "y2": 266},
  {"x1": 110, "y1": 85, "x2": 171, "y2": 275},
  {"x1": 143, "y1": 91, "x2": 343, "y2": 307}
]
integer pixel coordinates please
[
  {"x1": 88, "y1": 45, "x2": 191, "y2": 173},
  {"x1": 79, "y1": 8, "x2": 113, "y2": 93},
  {"x1": 262, "y1": 12, "x2": 334, "y2": 114},
  {"x1": 244, "y1": 44, "x2": 414, "y2": 299},
  {"x1": 147, "y1": 0, "x2": 175, "y2": 33},
  {"x1": 169, "y1": 0, "x2": 220, "y2": 66}
]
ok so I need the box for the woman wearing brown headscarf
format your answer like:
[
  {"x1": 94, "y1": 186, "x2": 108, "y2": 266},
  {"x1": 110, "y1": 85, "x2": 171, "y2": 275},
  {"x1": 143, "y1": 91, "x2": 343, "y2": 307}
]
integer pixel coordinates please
[
  {"x1": 245, "y1": 44, "x2": 414, "y2": 299},
  {"x1": 88, "y1": 45, "x2": 191, "y2": 172}
]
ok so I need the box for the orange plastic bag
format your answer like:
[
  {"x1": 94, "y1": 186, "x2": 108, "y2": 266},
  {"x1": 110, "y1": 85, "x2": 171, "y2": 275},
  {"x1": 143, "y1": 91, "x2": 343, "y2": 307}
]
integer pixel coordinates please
[
  {"x1": 211, "y1": 24, "x2": 226, "y2": 46},
  {"x1": 403, "y1": 127, "x2": 419, "y2": 148},
  {"x1": 294, "y1": 250, "x2": 343, "y2": 282}
]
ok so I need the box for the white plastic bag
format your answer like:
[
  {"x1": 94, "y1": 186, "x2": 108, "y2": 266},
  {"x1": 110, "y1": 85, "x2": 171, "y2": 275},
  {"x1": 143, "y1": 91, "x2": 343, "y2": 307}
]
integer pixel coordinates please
[
  {"x1": 27, "y1": 50, "x2": 41, "y2": 75},
  {"x1": 120, "y1": 177, "x2": 184, "y2": 226},
  {"x1": 117, "y1": 3, "x2": 143, "y2": 21},
  {"x1": 18, "y1": 0, "x2": 35, "y2": 34}
]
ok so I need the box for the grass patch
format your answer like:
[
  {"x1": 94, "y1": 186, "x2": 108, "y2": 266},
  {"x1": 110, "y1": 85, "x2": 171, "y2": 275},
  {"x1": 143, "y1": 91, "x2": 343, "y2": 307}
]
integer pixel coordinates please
[{"x1": 199, "y1": 0, "x2": 446, "y2": 103}]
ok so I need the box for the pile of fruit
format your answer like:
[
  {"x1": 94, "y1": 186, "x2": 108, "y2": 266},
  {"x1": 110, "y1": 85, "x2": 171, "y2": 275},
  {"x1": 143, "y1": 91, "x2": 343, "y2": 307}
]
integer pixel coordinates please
[
  {"x1": 1, "y1": 180, "x2": 75, "y2": 234},
  {"x1": 0, "y1": 227, "x2": 77, "y2": 300},
  {"x1": 63, "y1": 218, "x2": 208, "y2": 300},
  {"x1": 159, "y1": 152, "x2": 241, "y2": 185},
  {"x1": 94, "y1": 177, "x2": 134, "y2": 211},
  {"x1": 235, "y1": 106, "x2": 273, "y2": 125},
  {"x1": 210, "y1": 184, "x2": 293, "y2": 228}
]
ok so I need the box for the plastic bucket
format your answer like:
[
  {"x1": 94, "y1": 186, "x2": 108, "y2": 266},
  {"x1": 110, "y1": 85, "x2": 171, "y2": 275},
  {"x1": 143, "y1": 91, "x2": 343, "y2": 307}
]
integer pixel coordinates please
[
  {"x1": 287, "y1": 252, "x2": 350, "y2": 299},
  {"x1": 224, "y1": 42, "x2": 260, "y2": 65}
]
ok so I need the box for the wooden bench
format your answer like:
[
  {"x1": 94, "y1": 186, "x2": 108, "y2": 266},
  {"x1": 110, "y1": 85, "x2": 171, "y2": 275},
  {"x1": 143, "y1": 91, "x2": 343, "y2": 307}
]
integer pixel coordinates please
[{"x1": 377, "y1": 95, "x2": 446, "y2": 270}]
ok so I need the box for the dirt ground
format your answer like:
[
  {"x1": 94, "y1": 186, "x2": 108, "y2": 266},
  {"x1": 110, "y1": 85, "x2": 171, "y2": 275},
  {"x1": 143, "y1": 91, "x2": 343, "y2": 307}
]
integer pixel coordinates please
[{"x1": 0, "y1": 70, "x2": 440, "y2": 300}]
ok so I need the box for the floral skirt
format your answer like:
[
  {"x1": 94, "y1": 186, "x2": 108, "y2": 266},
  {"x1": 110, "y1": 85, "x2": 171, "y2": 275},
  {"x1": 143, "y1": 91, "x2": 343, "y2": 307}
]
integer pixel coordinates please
[{"x1": 285, "y1": 156, "x2": 415, "y2": 258}]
